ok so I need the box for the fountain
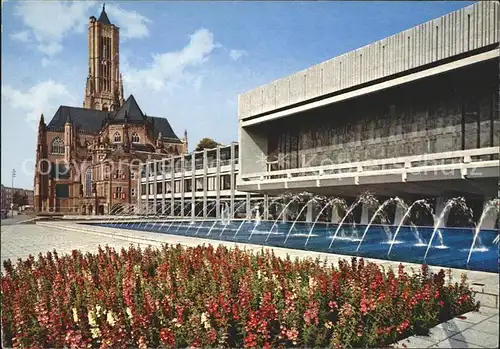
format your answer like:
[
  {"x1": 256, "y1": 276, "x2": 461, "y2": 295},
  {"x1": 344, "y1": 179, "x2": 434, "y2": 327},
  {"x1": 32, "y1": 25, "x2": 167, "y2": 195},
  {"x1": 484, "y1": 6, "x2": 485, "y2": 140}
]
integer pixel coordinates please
[
  {"x1": 265, "y1": 193, "x2": 301, "y2": 242},
  {"x1": 357, "y1": 197, "x2": 406, "y2": 252},
  {"x1": 88, "y1": 192, "x2": 499, "y2": 273},
  {"x1": 195, "y1": 203, "x2": 218, "y2": 235},
  {"x1": 219, "y1": 201, "x2": 248, "y2": 238},
  {"x1": 305, "y1": 198, "x2": 347, "y2": 248},
  {"x1": 387, "y1": 199, "x2": 431, "y2": 257},
  {"x1": 284, "y1": 197, "x2": 318, "y2": 245},
  {"x1": 467, "y1": 198, "x2": 500, "y2": 265},
  {"x1": 423, "y1": 197, "x2": 471, "y2": 261},
  {"x1": 329, "y1": 193, "x2": 377, "y2": 249}
]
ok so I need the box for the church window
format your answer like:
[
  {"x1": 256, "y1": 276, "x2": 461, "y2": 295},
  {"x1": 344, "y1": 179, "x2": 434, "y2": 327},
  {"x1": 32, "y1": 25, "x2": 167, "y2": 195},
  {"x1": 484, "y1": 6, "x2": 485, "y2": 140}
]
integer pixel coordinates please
[
  {"x1": 51, "y1": 137, "x2": 65, "y2": 154},
  {"x1": 131, "y1": 133, "x2": 140, "y2": 143},
  {"x1": 85, "y1": 168, "x2": 92, "y2": 197},
  {"x1": 113, "y1": 132, "x2": 121, "y2": 143}
]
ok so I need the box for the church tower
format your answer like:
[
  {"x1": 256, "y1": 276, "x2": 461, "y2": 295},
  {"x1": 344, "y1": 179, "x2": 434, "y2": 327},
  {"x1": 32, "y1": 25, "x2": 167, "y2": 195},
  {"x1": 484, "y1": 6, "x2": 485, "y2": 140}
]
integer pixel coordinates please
[{"x1": 84, "y1": 4, "x2": 124, "y2": 111}]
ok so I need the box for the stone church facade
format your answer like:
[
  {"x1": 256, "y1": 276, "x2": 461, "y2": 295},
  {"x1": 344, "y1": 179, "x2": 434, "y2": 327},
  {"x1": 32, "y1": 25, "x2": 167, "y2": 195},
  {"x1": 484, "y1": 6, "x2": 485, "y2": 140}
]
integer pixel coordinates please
[{"x1": 34, "y1": 5, "x2": 188, "y2": 215}]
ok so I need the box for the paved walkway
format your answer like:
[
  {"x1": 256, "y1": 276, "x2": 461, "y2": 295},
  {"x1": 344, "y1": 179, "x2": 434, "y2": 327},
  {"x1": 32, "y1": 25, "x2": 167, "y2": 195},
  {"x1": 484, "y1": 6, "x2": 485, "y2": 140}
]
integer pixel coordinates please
[{"x1": 1, "y1": 222, "x2": 498, "y2": 348}]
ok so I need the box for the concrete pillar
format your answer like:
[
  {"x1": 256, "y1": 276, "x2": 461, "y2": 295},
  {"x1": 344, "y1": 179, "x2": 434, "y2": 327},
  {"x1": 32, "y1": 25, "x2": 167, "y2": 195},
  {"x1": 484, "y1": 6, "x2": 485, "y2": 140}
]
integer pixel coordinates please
[
  {"x1": 282, "y1": 198, "x2": 289, "y2": 223},
  {"x1": 230, "y1": 143, "x2": 236, "y2": 218},
  {"x1": 263, "y1": 194, "x2": 269, "y2": 221},
  {"x1": 215, "y1": 146, "x2": 221, "y2": 219},
  {"x1": 162, "y1": 159, "x2": 166, "y2": 215},
  {"x1": 191, "y1": 153, "x2": 196, "y2": 222},
  {"x1": 331, "y1": 205, "x2": 341, "y2": 223},
  {"x1": 136, "y1": 166, "x2": 142, "y2": 214},
  {"x1": 170, "y1": 157, "x2": 175, "y2": 217},
  {"x1": 153, "y1": 161, "x2": 157, "y2": 214},
  {"x1": 306, "y1": 201, "x2": 315, "y2": 223},
  {"x1": 393, "y1": 203, "x2": 406, "y2": 226},
  {"x1": 180, "y1": 156, "x2": 185, "y2": 218},
  {"x1": 480, "y1": 197, "x2": 498, "y2": 230},
  {"x1": 434, "y1": 196, "x2": 450, "y2": 228},
  {"x1": 245, "y1": 193, "x2": 251, "y2": 220},
  {"x1": 145, "y1": 160, "x2": 150, "y2": 215},
  {"x1": 360, "y1": 204, "x2": 370, "y2": 225},
  {"x1": 203, "y1": 149, "x2": 208, "y2": 218}
]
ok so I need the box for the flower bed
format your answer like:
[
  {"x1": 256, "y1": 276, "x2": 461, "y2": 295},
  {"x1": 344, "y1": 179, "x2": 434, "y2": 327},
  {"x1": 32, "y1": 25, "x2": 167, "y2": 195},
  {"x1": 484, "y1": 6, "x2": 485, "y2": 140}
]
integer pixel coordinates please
[{"x1": 1, "y1": 244, "x2": 478, "y2": 348}]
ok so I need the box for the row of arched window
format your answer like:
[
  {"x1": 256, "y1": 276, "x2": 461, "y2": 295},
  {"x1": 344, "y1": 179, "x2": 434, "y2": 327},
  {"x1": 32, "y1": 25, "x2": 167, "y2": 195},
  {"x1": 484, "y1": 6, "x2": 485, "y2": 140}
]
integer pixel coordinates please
[
  {"x1": 111, "y1": 132, "x2": 141, "y2": 143},
  {"x1": 51, "y1": 132, "x2": 141, "y2": 154}
]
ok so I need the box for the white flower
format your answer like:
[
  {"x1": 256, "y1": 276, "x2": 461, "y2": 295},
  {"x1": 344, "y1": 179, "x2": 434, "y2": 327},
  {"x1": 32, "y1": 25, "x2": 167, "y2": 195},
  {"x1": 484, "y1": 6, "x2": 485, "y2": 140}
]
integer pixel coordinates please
[
  {"x1": 201, "y1": 312, "x2": 211, "y2": 330},
  {"x1": 72, "y1": 308, "x2": 79, "y2": 323},
  {"x1": 107, "y1": 311, "x2": 116, "y2": 326},
  {"x1": 88, "y1": 310, "x2": 97, "y2": 327},
  {"x1": 125, "y1": 307, "x2": 133, "y2": 320}
]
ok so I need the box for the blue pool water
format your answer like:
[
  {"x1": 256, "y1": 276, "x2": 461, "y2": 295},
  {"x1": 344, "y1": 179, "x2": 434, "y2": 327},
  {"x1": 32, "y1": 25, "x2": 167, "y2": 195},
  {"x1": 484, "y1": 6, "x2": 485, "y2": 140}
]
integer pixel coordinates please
[{"x1": 88, "y1": 220, "x2": 499, "y2": 273}]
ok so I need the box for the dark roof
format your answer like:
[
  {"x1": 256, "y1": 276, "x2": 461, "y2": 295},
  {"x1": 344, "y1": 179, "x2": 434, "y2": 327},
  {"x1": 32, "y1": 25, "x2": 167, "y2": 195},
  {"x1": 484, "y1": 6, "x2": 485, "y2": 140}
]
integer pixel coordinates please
[
  {"x1": 47, "y1": 106, "x2": 108, "y2": 133},
  {"x1": 150, "y1": 116, "x2": 181, "y2": 140},
  {"x1": 46, "y1": 94, "x2": 181, "y2": 141},
  {"x1": 113, "y1": 95, "x2": 145, "y2": 122},
  {"x1": 97, "y1": 4, "x2": 111, "y2": 25}
]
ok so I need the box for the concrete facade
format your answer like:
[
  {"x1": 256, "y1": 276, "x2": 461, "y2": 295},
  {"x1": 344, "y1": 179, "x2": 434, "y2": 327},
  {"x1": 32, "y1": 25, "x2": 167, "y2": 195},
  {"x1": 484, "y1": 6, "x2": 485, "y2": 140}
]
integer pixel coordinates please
[
  {"x1": 140, "y1": 143, "x2": 265, "y2": 219},
  {"x1": 237, "y1": 2, "x2": 499, "y2": 227}
]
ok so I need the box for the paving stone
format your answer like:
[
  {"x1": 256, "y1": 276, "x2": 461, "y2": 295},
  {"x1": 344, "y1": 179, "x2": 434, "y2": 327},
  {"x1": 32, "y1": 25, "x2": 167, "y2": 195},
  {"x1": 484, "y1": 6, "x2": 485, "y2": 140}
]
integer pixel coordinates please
[
  {"x1": 424, "y1": 325, "x2": 460, "y2": 341},
  {"x1": 473, "y1": 320, "x2": 499, "y2": 335},
  {"x1": 430, "y1": 338, "x2": 483, "y2": 348},
  {"x1": 488, "y1": 314, "x2": 499, "y2": 323},
  {"x1": 393, "y1": 336, "x2": 436, "y2": 348},
  {"x1": 450, "y1": 329, "x2": 499, "y2": 348},
  {"x1": 458, "y1": 311, "x2": 494, "y2": 324},
  {"x1": 435, "y1": 319, "x2": 474, "y2": 332}
]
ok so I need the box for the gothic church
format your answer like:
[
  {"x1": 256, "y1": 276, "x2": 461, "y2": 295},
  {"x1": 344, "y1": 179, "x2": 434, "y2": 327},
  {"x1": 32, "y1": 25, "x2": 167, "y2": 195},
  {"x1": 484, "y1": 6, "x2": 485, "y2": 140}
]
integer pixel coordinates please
[{"x1": 34, "y1": 5, "x2": 188, "y2": 214}]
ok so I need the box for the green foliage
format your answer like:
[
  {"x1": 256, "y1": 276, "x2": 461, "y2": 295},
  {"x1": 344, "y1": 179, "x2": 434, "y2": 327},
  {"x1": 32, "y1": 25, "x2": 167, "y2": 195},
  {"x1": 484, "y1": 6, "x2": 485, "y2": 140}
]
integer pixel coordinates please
[{"x1": 195, "y1": 138, "x2": 220, "y2": 151}]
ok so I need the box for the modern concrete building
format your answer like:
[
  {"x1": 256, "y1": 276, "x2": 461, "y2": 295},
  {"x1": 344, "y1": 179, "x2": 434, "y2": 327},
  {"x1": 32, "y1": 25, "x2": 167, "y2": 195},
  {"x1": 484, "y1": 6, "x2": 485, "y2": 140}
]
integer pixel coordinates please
[
  {"x1": 237, "y1": 1, "x2": 499, "y2": 227},
  {"x1": 139, "y1": 143, "x2": 266, "y2": 219}
]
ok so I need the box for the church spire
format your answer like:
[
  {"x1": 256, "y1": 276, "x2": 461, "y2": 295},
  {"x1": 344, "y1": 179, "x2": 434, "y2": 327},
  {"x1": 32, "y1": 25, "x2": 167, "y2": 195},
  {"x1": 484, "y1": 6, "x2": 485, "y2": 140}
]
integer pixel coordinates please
[
  {"x1": 84, "y1": 4, "x2": 120, "y2": 110},
  {"x1": 98, "y1": 3, "x2": 111, "y2": 25}
]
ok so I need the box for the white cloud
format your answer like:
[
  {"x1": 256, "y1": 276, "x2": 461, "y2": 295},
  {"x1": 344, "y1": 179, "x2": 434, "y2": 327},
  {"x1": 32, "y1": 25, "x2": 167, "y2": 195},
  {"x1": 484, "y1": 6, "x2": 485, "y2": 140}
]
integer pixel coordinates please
[
  {"x1": 123, "y1": 28, "x2": 219, "y2": 91},
  {"x1": 104, "y1": 3, "x2": 151, "y2": 40},
  {"x1": 11, "y1": 1, "x2": 151, "y2": 56},
  {"x1": 12, "y1": 1, "x2": 96, "y2": 56},
  {"x1": 10, "y1": 30, "x2": 31, "y2": 43},
  {"x1": 229, "y1": 49, "x2": 247, "y2": 61},
  {"x1": 1, "y1": 80, "x2": 75, "y2": 131}
]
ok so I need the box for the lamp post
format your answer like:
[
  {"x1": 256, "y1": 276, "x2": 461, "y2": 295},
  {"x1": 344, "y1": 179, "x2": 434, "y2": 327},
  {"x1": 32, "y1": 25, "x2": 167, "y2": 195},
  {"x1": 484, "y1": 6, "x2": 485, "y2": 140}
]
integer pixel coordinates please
[{"x1": 11, "y1": 169, "x2": 16, "y2": 218}]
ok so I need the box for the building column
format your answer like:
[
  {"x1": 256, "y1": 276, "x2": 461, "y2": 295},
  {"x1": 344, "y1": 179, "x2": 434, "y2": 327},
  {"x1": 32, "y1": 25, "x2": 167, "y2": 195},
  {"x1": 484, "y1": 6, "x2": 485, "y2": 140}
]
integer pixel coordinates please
[
  {"x1": 331, "y1": 205, "x2": 342, "y2": 223},
  {"x1": 215, "y1": 146, "x2": 221, "y2": 219},
  {"x1": 162, "y1": 159, "x2": 166, "y2": 215},
  {"x1": 245, "y1": 193, "x2": 251, "y2": 220},
  {"x1": 180, "y1": 156, "x2": 185, "y2": 218},
  {"x1": 306, "y1": 201, "x2": 316, "y2": 223},
  {"x1": 136, "y1": 165, "x2": 142, "y2": 215},
  {"x1": 480, "y1": 196, "x2": 498, "y2": 230},
  {"x1": 153, "y1": 161, "x2": 157, "y2": 215},
  {"x1": 393, "y1": 203, "x2": 406, "y2": 226},
  {"x1": 434, "y1": 196, "x2": 451, "y2": 228},
  {"x1": 191, "y1": 153, "x2": 196, "y2": 222},
  {"x1": 230, "y1": 143, "x2": 236, "y2": 219},
  {"x1": 170, "y1": 157, "x2": 175, "y2": 217},
  {"x1": 282, "y1": 197, "x2": 289, "y2": 223},
  {"x1": 360, "y1": 204, "x2": 370, "y2": 225},
  {"x1": 263, "y1": 194, "x2": 269, "y2": 221},
  {"x1": 145, "y1": 160, "x2": 150, "y2": 215},
  {"x1": 203, "y1": 149, "x2": 208, "y2": 218}
]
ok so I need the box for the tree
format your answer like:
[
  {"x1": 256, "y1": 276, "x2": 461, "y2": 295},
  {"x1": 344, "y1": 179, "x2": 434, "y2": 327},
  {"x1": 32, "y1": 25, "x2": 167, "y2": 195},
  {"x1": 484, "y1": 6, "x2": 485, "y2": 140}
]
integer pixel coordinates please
[
  {"x1": 12, "y1": 191, "x2": 28, "y2": 207},
  {"x1": 195, "y1": 138, "x2": 220, "y2": 151}
]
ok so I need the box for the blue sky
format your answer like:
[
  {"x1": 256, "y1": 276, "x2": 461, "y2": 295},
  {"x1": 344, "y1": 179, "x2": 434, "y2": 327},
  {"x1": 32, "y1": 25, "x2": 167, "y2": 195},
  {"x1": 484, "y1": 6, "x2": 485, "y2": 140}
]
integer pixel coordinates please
[{"x1": 1, "y1": 1, "x2": 473, "y2": 189}]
